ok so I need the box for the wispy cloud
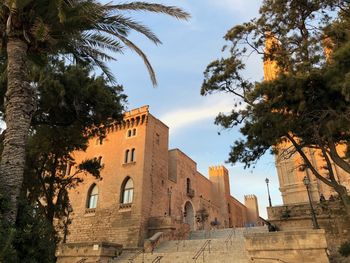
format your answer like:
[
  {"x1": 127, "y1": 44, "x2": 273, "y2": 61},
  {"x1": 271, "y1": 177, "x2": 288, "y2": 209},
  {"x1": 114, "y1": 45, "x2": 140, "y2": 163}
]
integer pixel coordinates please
[{"x1": 159, "y1": 95, "x2": 244, "y2": 134}]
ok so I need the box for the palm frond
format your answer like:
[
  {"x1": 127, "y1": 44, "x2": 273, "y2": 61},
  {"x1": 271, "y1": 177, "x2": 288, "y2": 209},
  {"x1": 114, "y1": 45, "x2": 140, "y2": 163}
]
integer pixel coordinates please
[
  {"x1": 83, "y1": 32, "x2": 124, "y2": 53},
  {"x1": 104, "y1": 14, "x2": 161, "y2": 44},
  {"x1": 116, "y1": 33, "x2": 157, "y2": 86},
  {"x1": 73, "y1": 44, "x2": 117, "y2": 82},
  {"x1": 109, "y1": 2, "x2": 190, "y2": 21}
]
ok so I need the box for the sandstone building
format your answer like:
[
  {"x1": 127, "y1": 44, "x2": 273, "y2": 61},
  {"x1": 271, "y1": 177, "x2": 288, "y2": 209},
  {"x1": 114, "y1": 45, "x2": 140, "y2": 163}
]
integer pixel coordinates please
[
  {"x1": 65, "y1": 105, "x2": 261, "y2": 248},
  {"x1": 263, "y1": 36, "x2": 350, "y2": 205}
]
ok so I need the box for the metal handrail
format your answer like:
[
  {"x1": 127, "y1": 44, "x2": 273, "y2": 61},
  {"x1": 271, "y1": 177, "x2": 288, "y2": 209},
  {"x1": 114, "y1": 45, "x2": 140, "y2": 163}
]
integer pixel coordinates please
[
  {"x1": 152, "y1": 256, "x2": 163, "y2": 263},
  {"x1": 128, "y1": 248, "x2": 145, "y2": 263},
  {"x1": 224, "y1": 228, "x2": 235, "y2": 248},
  {"x1": 251, "y1": 257, "x2": 288, "y2": 262},
  {"x1": 192, "y1": 240, "x2": 211, "y2": 262}
]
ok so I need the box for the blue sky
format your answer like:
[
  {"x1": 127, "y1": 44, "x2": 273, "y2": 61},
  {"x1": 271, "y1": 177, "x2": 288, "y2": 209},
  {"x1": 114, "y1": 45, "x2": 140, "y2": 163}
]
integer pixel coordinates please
[
  {"x1": 105, "y1": 0, "x2": 283, "y2": 218},
  {"x1": 0, "y1": 1, "x2": 282, "y2": 218}
]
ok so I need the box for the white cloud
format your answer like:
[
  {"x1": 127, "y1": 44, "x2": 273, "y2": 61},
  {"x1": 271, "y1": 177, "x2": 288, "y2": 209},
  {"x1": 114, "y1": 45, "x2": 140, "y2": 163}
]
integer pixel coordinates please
[{"x1": 159, "y1": 95, "x2": 244, "y2": 134}]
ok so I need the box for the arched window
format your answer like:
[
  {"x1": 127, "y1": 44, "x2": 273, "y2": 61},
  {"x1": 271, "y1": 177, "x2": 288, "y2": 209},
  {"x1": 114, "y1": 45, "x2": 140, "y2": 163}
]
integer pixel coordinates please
[
  {"x1": 87, "y1": 184, "x2": 98, "y2": 209},
  {"x1": 132, "y1": 128, "x2": 136, "y2": 136},
  {"x1": 127, "y1": 130, "x2": 132, "y2": 137},
  {"x1": 121, "y1": 178, "x2": 134, "y2": 204},
  {"x1": 186, "y1": 178, "x2": 191, "y2": 194},
  {"x1": 131, "y1": 148, "x2": 135, "y2": 162},
  {"x1": 125, "y1": 149, "x2": 129, "y2": 163},
  {"x1": 98, "y1": 156, "x2": 102, "y2": 165}
]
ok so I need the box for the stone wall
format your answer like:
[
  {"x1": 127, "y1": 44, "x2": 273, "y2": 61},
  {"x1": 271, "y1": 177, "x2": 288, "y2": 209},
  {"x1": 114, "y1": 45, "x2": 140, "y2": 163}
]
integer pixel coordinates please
[
  {"x1": 66, "y1": 106, "x2": 150, "y2": 248},
  {"x1": 267, "y1": 200, "x2": 350, "y2": 261},
  {"x1": 56, "y1": 242, "x2": 122, "y2": 263},
  {"x1": 64, "y1": 106, "x2": 262, "y2": 253},
  {"x1": 245, "y1": 229, "x2": 329, "y2": 263}
]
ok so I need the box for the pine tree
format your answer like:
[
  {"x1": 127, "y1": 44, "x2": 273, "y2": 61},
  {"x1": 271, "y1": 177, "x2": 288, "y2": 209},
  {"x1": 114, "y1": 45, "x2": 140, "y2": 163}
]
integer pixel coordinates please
[{"x1": 202, "y1": 0, "x2": 350, "y2": 215}]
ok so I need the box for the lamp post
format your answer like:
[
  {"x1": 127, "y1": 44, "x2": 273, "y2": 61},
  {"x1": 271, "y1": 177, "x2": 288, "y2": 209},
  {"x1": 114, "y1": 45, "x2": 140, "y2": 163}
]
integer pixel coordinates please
[
  {"x1": 265, "y1": 178, "x2": 272, "y2": 207},
  {"x1": 303, "y1": 176, "x2": 320, "y2": 229}
]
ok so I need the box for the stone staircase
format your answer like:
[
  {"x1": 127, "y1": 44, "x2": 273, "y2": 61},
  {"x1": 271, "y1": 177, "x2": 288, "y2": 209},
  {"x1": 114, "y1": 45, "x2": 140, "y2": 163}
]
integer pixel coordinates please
[{"x1": 114, "y1": 226, "x2": 268, "y2": 263}]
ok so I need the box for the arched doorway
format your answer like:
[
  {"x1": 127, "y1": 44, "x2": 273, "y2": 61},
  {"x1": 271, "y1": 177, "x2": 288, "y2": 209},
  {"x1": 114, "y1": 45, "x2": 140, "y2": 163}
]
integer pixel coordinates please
[{"x1": 184, "y1": 201, "x2": 194, "y2": 230}]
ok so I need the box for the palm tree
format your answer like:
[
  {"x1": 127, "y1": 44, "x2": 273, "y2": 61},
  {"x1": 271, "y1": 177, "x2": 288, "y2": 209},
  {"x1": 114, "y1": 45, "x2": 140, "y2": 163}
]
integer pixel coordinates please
[{"x1": 0, "y1": 0, "x2": 190, "y2": 224}]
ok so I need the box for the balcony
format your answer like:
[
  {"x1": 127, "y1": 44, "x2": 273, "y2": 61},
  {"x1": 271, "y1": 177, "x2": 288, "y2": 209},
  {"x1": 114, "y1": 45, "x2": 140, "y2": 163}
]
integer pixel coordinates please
[
  {"x1": 187, "y1": 189, "x2": 195, "y2": 198},
  {"x1": 85, "y1": 208, "x2": 96, "y2": 215},
  {"x1": 119, "y1": 203, "x2": 132, "y2": 210}
]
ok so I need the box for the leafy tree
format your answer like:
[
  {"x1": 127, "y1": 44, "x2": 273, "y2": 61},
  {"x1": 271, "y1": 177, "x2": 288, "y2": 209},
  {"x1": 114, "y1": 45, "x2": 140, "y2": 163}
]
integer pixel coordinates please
[
  {"x1": 0, "y1": 0, "x2": 190, "y2": 225},
  {"x1": 24, "y1": 60, "x2": 127, "y2": 225},
  {"x1": 0, "y1": 60, "x2": 127, "y2": 260},
  {"x1": 13, "y1": 197, "x2": 57, "y2": 263},
  {"x1": 202, "y1": 1, "x2": 350, "y2": 214}
]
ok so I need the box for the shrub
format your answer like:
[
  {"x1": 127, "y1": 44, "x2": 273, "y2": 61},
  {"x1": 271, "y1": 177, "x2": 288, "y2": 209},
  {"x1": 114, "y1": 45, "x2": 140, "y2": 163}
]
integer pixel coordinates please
[{"x1": 339, "y1": 241, "x2": 350, "y2": 257}]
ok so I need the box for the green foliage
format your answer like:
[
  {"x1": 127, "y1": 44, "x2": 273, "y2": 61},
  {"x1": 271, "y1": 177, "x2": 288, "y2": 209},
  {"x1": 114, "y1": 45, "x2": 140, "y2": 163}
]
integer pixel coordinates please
[
  {"x1": 0, "y1": 192, "x2": 57, "y2": 263},
  {"x1": 0, "y1": 1, "x2": 190, "y2": 84},
  {"x1": 13, "y1": 198, "x2": 57, "y2": 263},
  {"x1": 202, "y1": 1, "x2": 350, "y2": 210},
  {"x1": 0, "y1": 192, "x2": 17, "y2": 262},
  {"x1": 339, "y1": 241, "x2": 350, "y2": 257},
  {"x1": 24, "y1": 59, "x2": 126, "y2": 224},
  {"x1": 0, "y1": 59, "x2": 127, "y2": 260}
]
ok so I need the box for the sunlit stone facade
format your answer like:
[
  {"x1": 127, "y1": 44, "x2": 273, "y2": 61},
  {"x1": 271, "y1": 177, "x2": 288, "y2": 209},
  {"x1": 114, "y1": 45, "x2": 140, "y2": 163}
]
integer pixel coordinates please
[{"x1": 65, "y1": 105, "x2": 261, "y2": 248}]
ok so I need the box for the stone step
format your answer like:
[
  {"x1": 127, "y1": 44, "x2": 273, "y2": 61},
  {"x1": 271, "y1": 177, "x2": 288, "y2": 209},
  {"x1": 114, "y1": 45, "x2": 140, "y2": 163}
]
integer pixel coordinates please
[
  {"x1": 189, "y1": 227, "x2": 268, "y2": 240},
  {"x1": 116, "y1": 250, "x2": 249, "y2": 263},
  {"x1": 155, "y1": 240, "x2": 245, "y2": 253},
  {"x1": 113, "y1": 227, "x2": 268, "y2": 263}
]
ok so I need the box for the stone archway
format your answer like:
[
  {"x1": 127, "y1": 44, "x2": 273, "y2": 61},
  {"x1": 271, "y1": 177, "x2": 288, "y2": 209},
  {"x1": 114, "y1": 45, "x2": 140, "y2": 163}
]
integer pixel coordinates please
[{"x1": 184, "y1": 201, "x2": 194, "y2": 230}]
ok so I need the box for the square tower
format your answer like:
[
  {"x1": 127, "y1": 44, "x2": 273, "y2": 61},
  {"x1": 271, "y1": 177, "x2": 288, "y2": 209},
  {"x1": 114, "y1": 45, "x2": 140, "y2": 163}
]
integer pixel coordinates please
[{"x1": 66, "y1": 106, "x2": 169, "y2": 247}]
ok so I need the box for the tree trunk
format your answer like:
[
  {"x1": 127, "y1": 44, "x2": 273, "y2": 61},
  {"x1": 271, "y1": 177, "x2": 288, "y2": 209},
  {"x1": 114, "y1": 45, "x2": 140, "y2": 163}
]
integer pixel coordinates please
[
  {"x1": 0, "y1": 37, "x2": 34, "y2": 224},
  {"x1": 334, "y1": 184, "x2": 350, "y2": 218}
]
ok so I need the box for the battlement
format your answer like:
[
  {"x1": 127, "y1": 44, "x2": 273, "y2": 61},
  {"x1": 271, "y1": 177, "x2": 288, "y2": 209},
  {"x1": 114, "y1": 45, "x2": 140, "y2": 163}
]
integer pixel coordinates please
[
  {"x1": 245, "y1": 194, "x2": 257, "y2": 200},
  {"x1": 124, "y1": 105, "x2": 149, "y2": 118},
  {"x1": 208, "y1": 165, "x2": 228, "y2": 177}
]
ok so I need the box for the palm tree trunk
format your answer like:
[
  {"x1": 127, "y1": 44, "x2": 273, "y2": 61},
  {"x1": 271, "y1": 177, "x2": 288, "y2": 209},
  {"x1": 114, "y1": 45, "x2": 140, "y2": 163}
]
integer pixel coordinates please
[{"x1": 0, "y1": 37, "x2": 34, "y2": 224}]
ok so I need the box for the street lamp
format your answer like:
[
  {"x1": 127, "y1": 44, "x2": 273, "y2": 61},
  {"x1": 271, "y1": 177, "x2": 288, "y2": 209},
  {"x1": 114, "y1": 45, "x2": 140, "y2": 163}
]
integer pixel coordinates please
[
  {"x1": 303, "y1": 176, "x2": 320, "y2": 229},
  {"x1": 265, "y1": 178, "x2": 272, "y2": 207}
]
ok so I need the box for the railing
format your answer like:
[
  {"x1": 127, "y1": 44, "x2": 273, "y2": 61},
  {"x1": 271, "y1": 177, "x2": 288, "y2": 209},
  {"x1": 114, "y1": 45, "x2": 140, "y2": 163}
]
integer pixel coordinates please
[
  {"x1": 187, "y1": 189, "x2": 195, "y2": 198},
  {"x1": 84, "y1": 208, "x2": 96, "y2": 214},
  {"x1": 128, "y1": 248, "x2": 145, "y2": 263},
  {"x1": 192, "y1": 240, "x2": 211, "y2": 262},
  {"x1": 224, "y1": 228, "x2": 235, "y2": 249},
  {"x1": 251, "y1": 257, "x2": 287, "y2": 262},
  {"x1": 151, "y1": 256, "x2": 163, "y2": 263},
  {"x1": 119, "y1": 203, "x2": 132, "y2": 209}
]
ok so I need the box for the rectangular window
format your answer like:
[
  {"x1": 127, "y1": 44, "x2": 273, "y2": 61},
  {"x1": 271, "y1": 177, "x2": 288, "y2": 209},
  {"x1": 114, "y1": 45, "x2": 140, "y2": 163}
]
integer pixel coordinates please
[
  {"x1": 156, "y1": 133, "x2": 160, "y2": 145},
  {"x1": 123, "y1": 189, "x2": 133, "y2": 204},
  {"x1": 89, "y1": 195, "x2": 98, "y2": 209},
  {"x1": 131, "y1": 149, "x2": 135, "y2": 162}
]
